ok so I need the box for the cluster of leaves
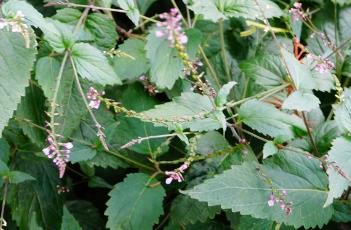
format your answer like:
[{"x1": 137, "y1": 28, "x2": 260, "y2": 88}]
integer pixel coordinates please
[{"x1": 0, "y1": 0, "x2": 351, "y2": 229}]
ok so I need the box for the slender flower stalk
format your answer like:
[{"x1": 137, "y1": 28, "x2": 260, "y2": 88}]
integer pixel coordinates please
[{"x1": 288, "y1": 2, "x2": 306, "y2": 21}]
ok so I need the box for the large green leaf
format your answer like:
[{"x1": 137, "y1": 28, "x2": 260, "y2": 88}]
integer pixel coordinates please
[
  {"x1": 142, "y1": 92, "x2": 224, "y2": 132},
  {"x1": 66, "y1": 200, "x2": 105, "y2": 230},
  {"x1": 2, "y1": 0, "x2": 72, "y2": 53},
  {"x1": 146, "y1": 27, "x2": 183, "y2": 89},
  {"x1": 16, "y1": 84, "x2": 46, "y2": 146},
  {"x1": 239, "y1": 55, "x2": 287, "y2": 89},
  {"x1": 238, "y1": 99, "x2": 306, "y2": 140},
  {"x1": 113, "y1": 39, "x2": 149, "y2": 81},
  {"x1": 71, "y1": 43, "x2": 121, "y2": 85},
  {"x1": 146, "y1": 28, "x2": 202, "y2": 89},
  {"x1": 185, "y1": 0, "x2": 282, "y2": 22},
  {"x1": 325, "y1": 136, "x2": 351, "y2": 206},
  {"x1": 184, "y1": 151, "x2": 333, "y2": 228},
  {"x1": 105, "y1": 173, "x2": 165, "y2": 229},
  {"x1": 61, "y1": 206, "x2": 82, "y2": 230},
  {"x1": 169, "y1": 195, "x2": 221, "y2": 226},
  {"x1": 0, "y1": 31, "x2": 36, "y2": 137},
  {"x1": 7, "y1": 154, "x2": 63, "y2": 230},
  {"x1": 85, "y1": 13, "x2": 118, "y2": 50}
]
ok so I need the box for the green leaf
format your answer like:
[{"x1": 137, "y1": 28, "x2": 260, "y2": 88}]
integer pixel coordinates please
[
  {"x1": 281, "y1": 49, "x2": 316, "y2": 90},
  {"x1": 69, "y1": 142, "x2": 97, "y2": 164},
  {"x1": 263, "y1": 141, "x2": 278, "y2": 159},
  {"x1": 113, "y1": 39, "x2": 149, "y2": 80},
  {"x1": 8, "y1": 171, "x2": 35, "y2": 184},
  {"x1": 66, "y1": 200, "x2": 105, "y2": 230},
  {"x1": 85, "y1": 13, "x2": 118, "y2": 50},
  {"x1": 7, "y1": 154, "x2": 63, "y2": 230},
  {"x1": 16, "y1": 84, "x2": 46, "y2": 146},
  {"x1": 0, "y1": 139, "x2": 10, "y2": 163},
  {"x1": 61, "y1": 206, "x2": 82, "y2": 230},
  {"x1": 226, "y1": 213, "x2": 275, "y2": 230},
  {"x1": 0, "y1": 160, "x2": 9, "y2": 174},
  {"x1": 2, "y1": 0, "x2": 68, "y2": 52},
  {"x1": 105, "y1": 173, "x2": 166, "y2": 229},
  {"x1": 0, "y1": 31, "x2": 36, "y2": 137},
  {"x1": 170, "y1": 195, "x2": 221, "y2": 226},
  {"x1": 71, "y1": 43, "x2": 121, "y2": 85},
  {"x1": 238, "y1": 99, "x2": 306, "y2": 140},
  {"x1": 215, "y1": 81, "x2": 237, "y2": 106},
  {"x1": 143, "y1": 92, "x2": 224, "y2": 132},
  {"x1": 239, "y1": 55, "x2": 287, "y2": 89},
  {"x1": 136, "y1": 0, "x2": 157, "y2": 14},
  {"x1": 325, "y1": 136, "x2": 351, "y2": 206},
  {"x1": 282, "y1": 91, "x2": 320, "y2": 112},
  {"x1": 116, "y1": 0, "x2": 140, "y2": 25},
  {"x1": 334, "y1": 88, "x2": 351, "y2": 133},
  {"x1": 146, "y1": 27, "x2": 202, "y2": 89},
  {"x1": 29, "y1": 212, "x2": 43, "y2": 230},
  {"x1": 36, "y1": 58, "x2": 88, "y2": 137},
  {"x1": 88, "y1": 176, "x2": 113, "y2": 189},
  {"x1": 146, "y1": 27, "x2": 183, "y2": 89},
  {"x1": 183, "y1": 151, "x2": 333, "y2": 228},
  {"x1": 185, "y1": 0, "x2": 282, "y2": 22}
]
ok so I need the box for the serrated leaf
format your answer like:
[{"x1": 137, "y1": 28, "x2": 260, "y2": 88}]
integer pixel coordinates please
[
  {"x1": 85, "y1": 13, "x2": 118, "y2": 50},
  {"x1": 113, "y1": 39, "x2": 149, "y2": 80},
  {"x1": 184, "y1": 151, "x2": 333, "y2": 228},
  {"x1": 239, "y1": 54, "x2": 287, "y2": 89},
  {"x1": 7, "y1": 154, "x2": 63, "y2": 230},
  {"x1": 142, "y1": 92, "x2": 223, "y2": 132},
  {"x1": 185, "y1": 0, "x2": 282, "y2": 22},
  {"x1": 282, "y1": 90, "x2": 320, "y2": 112},
  {"x1": 0, "y1": 139, "x2": 10, "y2": 163},
  {"x1": 170, "y1": 195, "x2": 221, "y2": 225},
  {"x1": 71, "y1": 43, "x2": 121, "y2": 85},
  {"x1": 281, "y1": 49, "x2": 316, "y2": 90},
  {"x1": 238, "y1": 99, "x2": 306, "y2": 140},
  {"x1": 0, "y1": 31, "x2": 36, "y2": 137},
  {"x1": 325, "y1": 136, "x2": 351, "y2": 206},
  {"x1": 105, "y1": 173, "x2": 165, "y2": 229},
  {"x1": 8, "y1": 171, "x2": 35, "y2": 184},
  {"x1": 61, "y1": 206, "x2": 82, "y2": 230}
]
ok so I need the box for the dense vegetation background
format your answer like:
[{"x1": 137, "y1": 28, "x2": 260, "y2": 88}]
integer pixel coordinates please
[{"x1": 0, "y1": 0, "x2": 350, "y2": 229}]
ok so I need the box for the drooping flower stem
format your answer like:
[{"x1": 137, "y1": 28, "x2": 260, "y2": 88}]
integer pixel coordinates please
[{"x1": 69, "y1": 54, "x2": 109, "y2": 151}]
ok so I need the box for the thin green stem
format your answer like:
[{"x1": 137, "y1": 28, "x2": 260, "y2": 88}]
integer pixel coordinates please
[
  {"x1": 45, "y1": 1, "x2": 159, "y2": 23},
  {"x1": 199, "y1": 46, "x2": 221, "y2": 88},
  {"x1": 219, "y1": 19, "x2": 231, "y2": 83},
  {"x1": 226, "y1": 83, "x2": 290, "y2": 108},
  {"x1": 106, "y1": 149, "x2": 154, "y2": 171},
  {"x1": 301, "y1": 112, "x2": 320, "y2": 156}
]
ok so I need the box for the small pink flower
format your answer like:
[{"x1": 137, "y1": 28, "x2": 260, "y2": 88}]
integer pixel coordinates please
[
  {"x1": 289, "y1": 2, "x2": 305, "y2": 21},
  {"x1": 42, "y1": 135, "x2": 74, "y2": 178},
  {"x1": 164, "y1": 162, "x2": 190, "y2": 184},
  {"x1": 155, "y1": 8, "x2": 187, "y2": 47},
  {"x1": 86, "y1": 87, "x2": 103, "y2": 109},
  {"x1": 267, "y1": 194, "x2": 276, "y2": 207}
]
